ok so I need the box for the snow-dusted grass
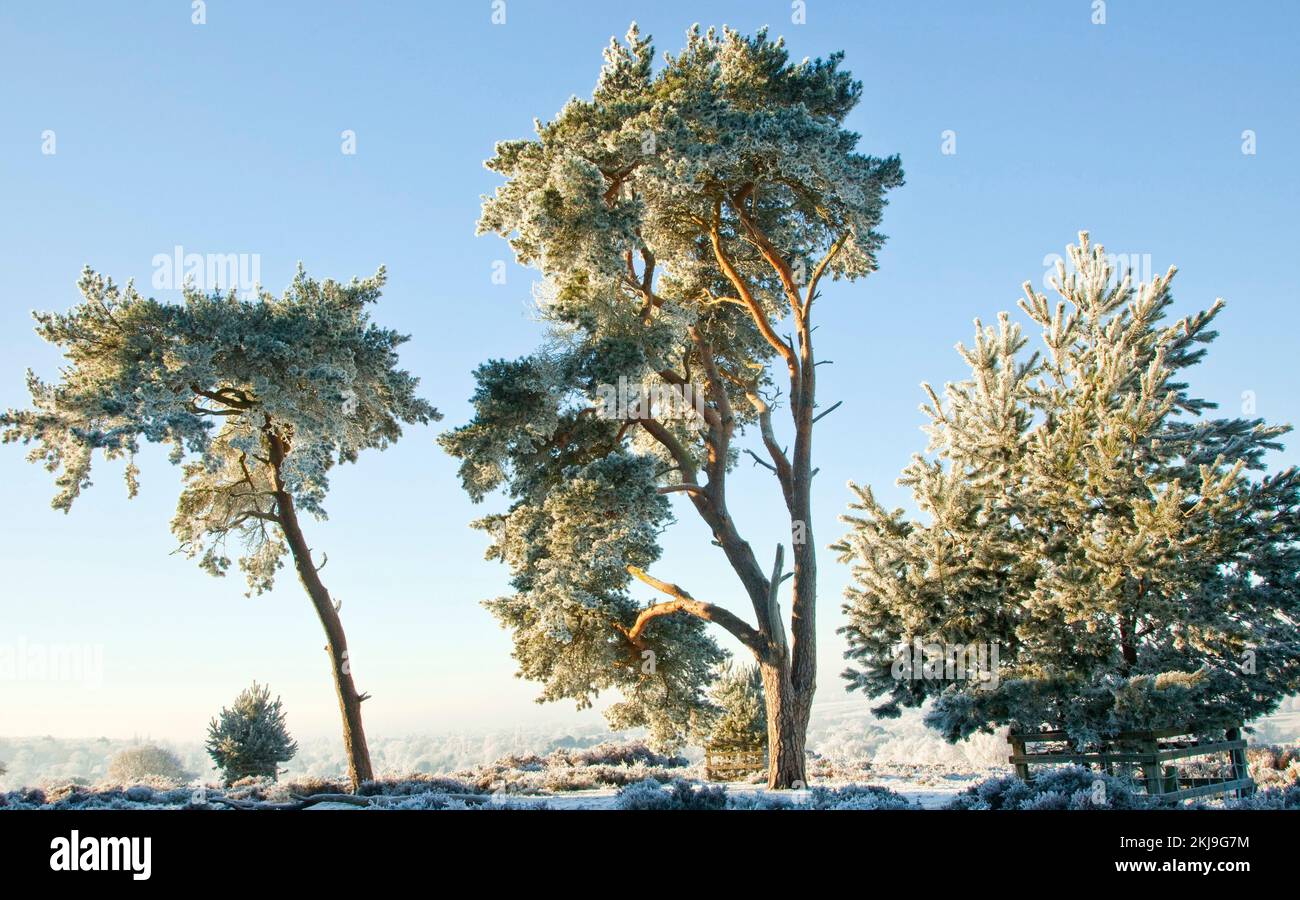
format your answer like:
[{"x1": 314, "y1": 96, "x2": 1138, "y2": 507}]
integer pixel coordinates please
[
  {"x1": 6, "y1": 743, "x2": 1297, "y2": 809},
  {"x1": 0, "y1": 740, "x2": 988, "y2": 810},
  {"x1": 3, "y1": 697, "x2": 1295, "y2": 809}
]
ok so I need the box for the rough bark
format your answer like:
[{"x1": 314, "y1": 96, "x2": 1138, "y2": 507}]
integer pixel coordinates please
[{"x1": 760, "y1": 655, "x2": 813, "y2": 788}]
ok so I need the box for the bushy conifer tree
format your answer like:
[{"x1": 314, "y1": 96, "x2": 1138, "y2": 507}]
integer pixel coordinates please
[
  {"x1": 836, "y1": 234, "x2": 1300, "y2": 744},
  {"x1": 707, "y1": 662, "x2": 767, "y2": 750},
  {"x1": 206, "y1": 682, "x2": 298, "y2": 784}
]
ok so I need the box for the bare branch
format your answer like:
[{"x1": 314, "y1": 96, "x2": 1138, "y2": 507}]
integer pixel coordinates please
[
  {"x1": 803, "y1": 232, "x2": 849, "y2": 318},
  {"x1": 708, "y1": 201, "x2": 800, "y2": 378},
  {"x1": 658, "y1": 483, "x2": 706, "y2": 496},
  {"x1": 743, "y1": 448, "x2": 778, "y2": 473},
  {"x1": 639, "y1": 416, "x2": 699, "y2": 486},
  {"x1": 811, "y1": 400, "x2": 843, "y2": 424},
  {"x1": 186, "y1": 402, "x2": 241, "y2": 417},
  {"x1": 767, "y1": 544, "x2": 788, "y2": 655},
  {"x1": 744, "y1": 387, "x2": 794, "y2": 507},
  {"x1": 624, "y1": 565, "x2": 766, "y2": 655}
]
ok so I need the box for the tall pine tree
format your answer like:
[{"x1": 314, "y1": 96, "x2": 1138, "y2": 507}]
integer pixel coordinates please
[
  {"x1": 442, "y1": 25, "x2": 902, "y2": 786},
  {"x1": 836, "y1": 233, "x2": 1300, "y2": 745}
]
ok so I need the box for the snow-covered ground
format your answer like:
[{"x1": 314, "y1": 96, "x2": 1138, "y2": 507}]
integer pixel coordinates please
[
  {"x1": 3, "y1": 695, "x2": 1295, "y2": 801},
  {"x1": 497, "y1": 766, "x2": 987, "y2": 810}
]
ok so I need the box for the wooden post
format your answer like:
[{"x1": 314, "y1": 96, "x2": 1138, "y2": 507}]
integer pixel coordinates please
[
  {"x1": 1226, "y1": 726, "x2": 1254, "y2": 798},
  {"x1": 1008, "y1": 732, "x2": 1030, "y2": 782},
  {"x1": 1140, "y1": 737, "x2": 1162, "y2": 796}
]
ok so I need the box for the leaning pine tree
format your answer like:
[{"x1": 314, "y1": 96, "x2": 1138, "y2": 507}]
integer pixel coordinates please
[
  {"x1": 1, "y1": 267, "x2": 437, "y2": 790},
  {"x1": 835, "y1": 233, "x2": 1300, "y2": 745},
  {"x1": 442, "y1": 24, "x2": 901, "y2": 786}
]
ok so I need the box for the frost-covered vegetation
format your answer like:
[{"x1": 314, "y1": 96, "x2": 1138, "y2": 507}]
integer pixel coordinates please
[
  {"x1": 107, "y1": 744, "x2": 192, "y2": 786},
  {"x1": 614, "y1": 778, "x2": 728, "y2": 810},
  {"x1": 1247, "y1": 743, "x2": 1300, "y2": 788},
  {"x1": 1211, "y1": 783, "x2": 1300, "y2": 810},
  {"x1": 947, "y1": 744, "x2": 1300, "y2": 811},
  {"x1": 947, "y1": 767, "x2": 1152, "y2": 810},
  {"x1": 0, "y1": 267, "x2": 437, "y2": 790},
  {"x1": 0, "y1": 738, "x2": 917, "y2": 810},
  {"x1": 444, "y1": 741, "x2": 691, "y2": 794},
  {"x1": 444, "y1": 22, "x2": 904, "y2": 789},
  {"x1": 707, "y1": 662, "x2": 766, "y2": 751},
  {"x1": 3, "y1": 730, "x2": 1296, "y2": 810},
  {"x1": 5, "y1": 697, "x2": 1297, "y2": 799},
  {"x1": 838, "y1": 234, "x2": 1300, "y2": 745},
  {"x1": 206, "y1": 682, "x2": 298, "y2": 785},
  {"x1": 613, "y1": 778, "x2": 917, "y2": 810}
]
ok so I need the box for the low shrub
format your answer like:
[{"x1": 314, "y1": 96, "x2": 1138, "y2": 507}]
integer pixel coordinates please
[
  {"x1": 278, "y1": 776, "x2": 350, "y2": 799},
  {"x1": 1204, "y1": 782, "x2": 1300, "y2": 810},
  {"x1": 552, "y1": 741, "x2": 688, "y2": 769},
  {"x1": 805, "y1": 784, "x2": 916, "y2": 810},
  {"x1": 359, "y1": 775, "x2": 477, "y2": 797},
  {"x1": 947, "y1": 766, "x2": 1150, "y2": 810},
  {"x1": 107, "y1": 744, "x2": 192, "y2": 786},
  {"x1": 614, "y1": 778, "x2": 728, "y2": 810},
  {"x1": 1246, "y1": 744, "x2": 1300, "y2": 789}
]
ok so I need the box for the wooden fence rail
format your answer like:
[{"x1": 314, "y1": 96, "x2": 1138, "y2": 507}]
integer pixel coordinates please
[
  {"x1": 1008, "y1": 725, "x2": 1254, "y2": 802},
  {"x1": 704, "y1": 747, "x2": 766, "y2": 782}
]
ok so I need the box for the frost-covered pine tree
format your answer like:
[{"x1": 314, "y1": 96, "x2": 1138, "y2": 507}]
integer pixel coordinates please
[
  {"x1": 206, "y1": 682, "x2": 298, "y2": 784},
  {"x1": 835, "y1": 233, "x2": 1300, "y2": 745},
  {"x1": 707, "y1": 662, "x2": 767, "y2": 751},
  {"x1": 442, "y1": 24, "x2": 901, "y2": 787},
  {"x1": 1, "y1": 267, "x2": 437, "y2": 789}
]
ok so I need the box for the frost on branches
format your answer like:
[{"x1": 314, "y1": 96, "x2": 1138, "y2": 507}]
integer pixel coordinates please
[
  {"x1": 836, "y1": 233, "x2": 1300, "y2": 745},
  {"x1": 207, "y1": 682, "x2": 299, "y2": 785},
  {"x1": 443, "y1": 24, "x2": 901, "y2": 782},
  {"x1": 707, "y1": 662, "x2": 767, "y2": 751},
  {"x1": 1, "y1": 266, "x2": 437, "y2": 789}
]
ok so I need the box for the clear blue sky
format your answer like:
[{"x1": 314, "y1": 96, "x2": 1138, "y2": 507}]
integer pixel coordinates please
[{"x1": 1, "y1": 0, "x2": 1296, "y2": 743}]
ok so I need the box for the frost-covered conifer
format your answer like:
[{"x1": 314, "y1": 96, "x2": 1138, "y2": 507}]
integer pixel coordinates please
[
  {"x1": 836, "y1": 234, "x2": 1300, "y2": 744},
  {"x1": 206, "y1": 682, "x2": 298, "y2": 784},
  {"x1": 443, "y1": 24, "x2": 901, "y2": 786},
  {"x1": 707, "y1": 662, "x2": 767, "y2": 751},
  {"x1": 1, "y1": 267, "x2": 436, "y2": 789}
]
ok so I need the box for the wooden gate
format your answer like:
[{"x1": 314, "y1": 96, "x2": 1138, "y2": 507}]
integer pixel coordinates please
[
  {"x1": 704, "y1": 746, "x2": 766, "y2": 782},
  {"x1": 1008, "y1": 725, "x2": 1254, "y2": 802}
]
